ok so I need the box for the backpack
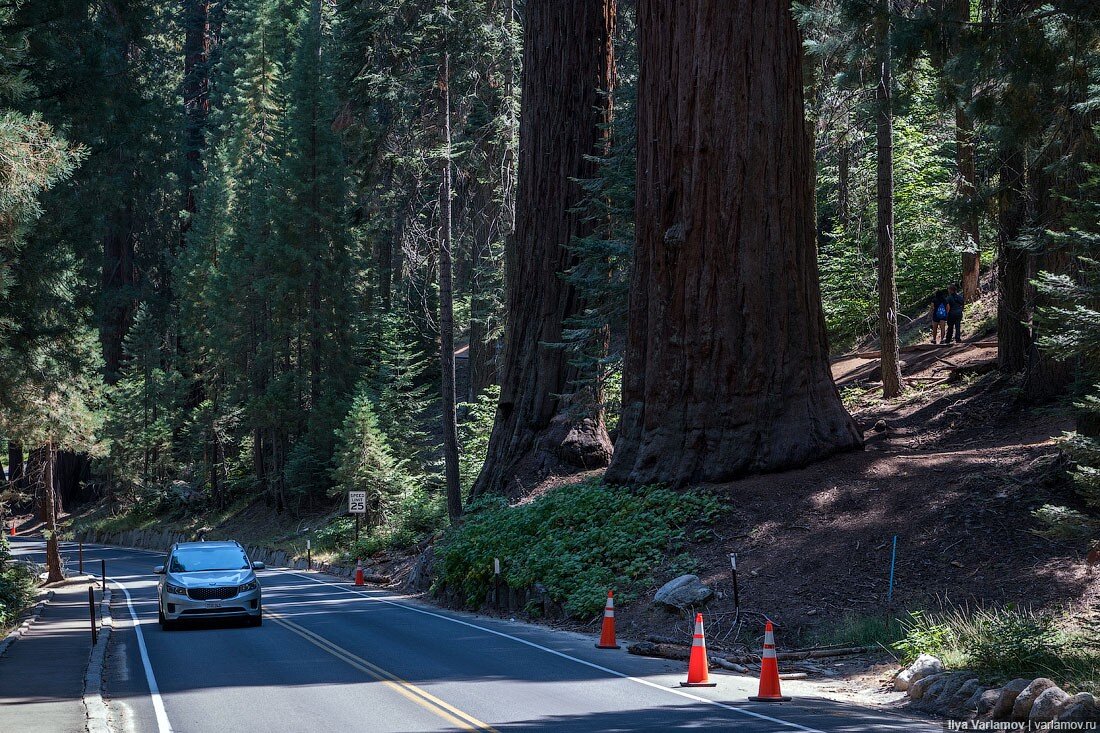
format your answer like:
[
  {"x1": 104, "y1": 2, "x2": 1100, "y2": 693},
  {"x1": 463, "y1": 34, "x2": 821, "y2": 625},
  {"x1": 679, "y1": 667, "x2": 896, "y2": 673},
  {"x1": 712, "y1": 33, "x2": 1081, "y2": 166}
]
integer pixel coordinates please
[{"x1": 935, "y1": 302, "x2": 947, "y2": 320}]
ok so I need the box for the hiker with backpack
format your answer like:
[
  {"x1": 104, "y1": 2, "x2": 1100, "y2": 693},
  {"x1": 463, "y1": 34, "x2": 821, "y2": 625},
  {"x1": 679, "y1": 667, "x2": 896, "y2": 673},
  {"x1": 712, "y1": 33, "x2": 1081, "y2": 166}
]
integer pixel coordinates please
[
  {"x1": 944, "y1": 284, "x2": 965, "y2": 345},
  {"x1": 930, "y1": 289, "x2": 948, "y2": 344}
]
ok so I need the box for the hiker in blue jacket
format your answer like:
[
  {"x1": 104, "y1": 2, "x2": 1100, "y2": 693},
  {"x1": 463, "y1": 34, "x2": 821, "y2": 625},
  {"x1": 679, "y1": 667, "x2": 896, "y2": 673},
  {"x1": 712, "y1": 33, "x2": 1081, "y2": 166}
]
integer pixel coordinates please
[
  {"x1": 930, "y1": 289, "x2": 948, "y2": 344},
  {"x1": 944, "y1": 284, "x2": 965, "y2": 345}
]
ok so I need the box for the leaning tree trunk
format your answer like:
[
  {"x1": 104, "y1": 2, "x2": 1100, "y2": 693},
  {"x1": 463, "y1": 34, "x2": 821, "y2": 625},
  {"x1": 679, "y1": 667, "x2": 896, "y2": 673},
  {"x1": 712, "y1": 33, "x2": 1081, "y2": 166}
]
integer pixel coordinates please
[
  {"x1": 606, "y1": 0, "x2": 862, "y2": 486},
  {"x1": 875, "y1": 0, "x2": 903, "y2": 398},
  {"x1": 471, "y1": 0, "x2": 616, "y2": 498}
]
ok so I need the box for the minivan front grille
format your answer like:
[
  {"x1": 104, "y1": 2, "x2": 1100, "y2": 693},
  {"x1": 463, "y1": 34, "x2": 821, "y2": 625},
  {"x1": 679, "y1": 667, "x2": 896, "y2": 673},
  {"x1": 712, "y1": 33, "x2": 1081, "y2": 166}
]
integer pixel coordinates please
[{"x1": 188, "y1": 586, "x2": 237, "y2": 601}]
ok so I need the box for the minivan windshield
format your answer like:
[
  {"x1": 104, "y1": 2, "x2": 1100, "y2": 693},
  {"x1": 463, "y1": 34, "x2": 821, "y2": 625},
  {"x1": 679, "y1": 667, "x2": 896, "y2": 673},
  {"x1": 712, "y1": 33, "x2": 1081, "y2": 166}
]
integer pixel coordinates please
[{"x1": 169, "y1": 546, "x2": 250, "y2": 573}]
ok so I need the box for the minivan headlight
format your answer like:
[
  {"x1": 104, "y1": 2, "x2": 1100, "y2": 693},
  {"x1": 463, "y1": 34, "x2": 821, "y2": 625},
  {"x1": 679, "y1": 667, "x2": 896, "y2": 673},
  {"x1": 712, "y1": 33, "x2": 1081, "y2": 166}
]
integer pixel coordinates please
[
  {"x1": 239, "y1": 580, "x2": 259, "y2": 593},
  {"x1": 165, "y1": 583, "x2": 187, "y2": 596}
]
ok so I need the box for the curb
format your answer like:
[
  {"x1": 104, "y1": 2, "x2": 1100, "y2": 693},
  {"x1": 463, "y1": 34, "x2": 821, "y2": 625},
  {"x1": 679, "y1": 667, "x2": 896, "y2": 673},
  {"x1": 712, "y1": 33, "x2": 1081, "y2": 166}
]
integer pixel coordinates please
[
  {"x1": 83, "y1": 585, "x2": 114, "y2": 733},
  {"x1": 0, "y1": 589, "x2": 55, "y2": 658}
]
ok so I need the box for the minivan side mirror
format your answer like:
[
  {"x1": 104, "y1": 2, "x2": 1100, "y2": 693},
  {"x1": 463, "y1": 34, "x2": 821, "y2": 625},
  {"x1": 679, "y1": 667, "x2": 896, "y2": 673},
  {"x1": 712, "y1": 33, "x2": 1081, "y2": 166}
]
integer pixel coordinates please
[
  {"x1": 251, "y1": 561, "x2": 265, "y2": 570},
  {"x1": 153, "y1": 565, "x2": 165, "y2": 574}
]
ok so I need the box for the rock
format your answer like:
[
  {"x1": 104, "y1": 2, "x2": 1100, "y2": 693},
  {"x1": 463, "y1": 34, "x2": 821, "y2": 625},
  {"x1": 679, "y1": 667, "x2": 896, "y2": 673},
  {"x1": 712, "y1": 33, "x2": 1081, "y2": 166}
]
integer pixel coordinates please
[
  {"x1": 930, "y1": 674, "x2": 969, "y2": 708},
  {"x1": 909, "y1": 672, "x2": 946, "y2": 700},
  {"x1": 1057, "y1": 693, "x2": 1100, "y2": 723},
  {"x1": 1029, "y1": 686, "x2": 1070, "y2": 723},
  {"x1": 895, "y1": 654, "x2": 944, "y2": 691},
  {"x1": 653, "y1": 575, "x2": 713, "y2": 609},
  {"x1": 976, "y1": 688, "x2": 999, "y2": 715},
  {"x1": 947, "y1": 679, "x2": 981, "y2": 711},
  {"x1": 873, "y1": 419, "x2": 888, "y2": 432},
  {"x1": 992, "y1": 679, "x2": 1031, "y2": 720},
  {"x1": 408, "y1": 546, "x2": 435, "y2": 591},
  {"x1": 1011, "y1": 678, "x2": 1057, "y2": 720}
]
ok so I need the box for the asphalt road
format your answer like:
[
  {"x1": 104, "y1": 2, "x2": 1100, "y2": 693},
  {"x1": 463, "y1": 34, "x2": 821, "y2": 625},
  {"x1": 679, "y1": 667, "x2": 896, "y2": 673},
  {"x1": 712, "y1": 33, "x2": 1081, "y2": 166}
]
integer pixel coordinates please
[{"x1": 10, "y1": 538, "x2": 942, "y2": 733}]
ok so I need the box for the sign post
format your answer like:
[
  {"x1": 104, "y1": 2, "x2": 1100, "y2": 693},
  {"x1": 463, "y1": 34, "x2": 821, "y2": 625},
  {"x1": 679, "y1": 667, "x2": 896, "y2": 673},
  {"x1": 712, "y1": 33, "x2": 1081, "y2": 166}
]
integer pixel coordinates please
[
  {"x1": 348, "y1": 491, "x2": 367, "y2": 544},
  {"x1": 729, "y1": 553, "x2": 740, "y2": 611}
]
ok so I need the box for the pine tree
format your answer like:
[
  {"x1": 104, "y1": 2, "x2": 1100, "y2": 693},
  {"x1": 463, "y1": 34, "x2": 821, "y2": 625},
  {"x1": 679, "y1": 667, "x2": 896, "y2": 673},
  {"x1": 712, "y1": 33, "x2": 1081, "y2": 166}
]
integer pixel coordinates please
[{"x1": 331, "y1": 388, "x2": 412, "y2": 529}]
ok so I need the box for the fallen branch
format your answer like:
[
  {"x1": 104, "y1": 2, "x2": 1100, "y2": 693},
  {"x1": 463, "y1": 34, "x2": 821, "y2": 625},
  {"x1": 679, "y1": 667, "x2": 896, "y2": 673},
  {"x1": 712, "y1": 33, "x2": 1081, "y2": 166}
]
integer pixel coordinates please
[
  {"x1": 775, "y1": 646, "x2": 870, "y2": 660},
  {"x1": 710, "y1": 655, "x2": 749, "y2": 673},
  {"x1": 628, "y1": 641, "x2": 691, "y2": 661}
]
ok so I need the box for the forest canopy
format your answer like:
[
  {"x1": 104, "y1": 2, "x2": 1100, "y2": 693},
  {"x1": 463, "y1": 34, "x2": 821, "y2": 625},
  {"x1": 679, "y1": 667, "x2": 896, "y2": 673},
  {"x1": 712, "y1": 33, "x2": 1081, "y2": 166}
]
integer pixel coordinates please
[{"x1": 0, "y1": 0, "x2": 1098, "y2": 559}]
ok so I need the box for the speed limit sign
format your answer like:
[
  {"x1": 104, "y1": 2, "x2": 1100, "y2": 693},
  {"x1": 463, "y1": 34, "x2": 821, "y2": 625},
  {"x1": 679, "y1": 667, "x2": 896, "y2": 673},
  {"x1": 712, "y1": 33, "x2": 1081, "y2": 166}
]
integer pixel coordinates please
[{"x1": 348, "y1": 491, "x2": 367, "y2": 514}]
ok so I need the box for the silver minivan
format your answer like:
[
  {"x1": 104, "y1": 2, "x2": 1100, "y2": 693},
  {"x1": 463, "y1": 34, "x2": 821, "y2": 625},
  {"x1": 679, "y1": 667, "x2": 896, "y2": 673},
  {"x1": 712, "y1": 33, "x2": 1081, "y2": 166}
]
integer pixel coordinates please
[{"x1": 154, "y1": 541, "x2": 264, "y2": 629}]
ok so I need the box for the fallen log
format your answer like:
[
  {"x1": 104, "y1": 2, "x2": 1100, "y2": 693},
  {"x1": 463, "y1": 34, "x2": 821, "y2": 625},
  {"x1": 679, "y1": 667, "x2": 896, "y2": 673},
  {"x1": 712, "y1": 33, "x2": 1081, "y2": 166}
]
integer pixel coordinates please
[
  {"x1": 774, "y1": 646, "x2": 870, "y2": 660},
  {"x1": 710, "y1": 656, "x2": 750, "y2": 674},
  {"x1": 628, "y1": 641, "x2": 691, "y2": 661}
]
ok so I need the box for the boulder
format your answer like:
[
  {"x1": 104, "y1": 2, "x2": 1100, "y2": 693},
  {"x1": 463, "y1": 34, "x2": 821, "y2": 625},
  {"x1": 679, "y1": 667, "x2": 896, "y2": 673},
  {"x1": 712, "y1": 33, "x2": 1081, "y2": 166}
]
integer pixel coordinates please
[
  {"x1": 909, "y1": 672, "x2": 946, "y2": 701},
  {"x1": 992, "y1": 679, "x2": 1032, "y2": 720},
  {"x1": 933, "y1": 674, "x2": 971, "y2": 706},
  {"x1": 918, "y1": 674, "x2": 953, "y2": 705},
  {"x1": 653, "y1": 575, "x2": 713, "y2": 609},
  {"x1": 947, "y1": 679, "x2": 982, "y2": 711},
  {"x1": 1029, "y1": 686, "x2": 1070, "y2": 723},
  {"x1": 976, "y1": 688, "x2": 1000, "y2": 715},
  {"x1": 1011, "y1": 678, "x2": 1057, "y2": 720},
  {"x1": 895, "y1": 654, "x2": 944, "y2": 691},
  {"x1": 1057, "y1": 693, "x2": 1100, "y2": 723}
]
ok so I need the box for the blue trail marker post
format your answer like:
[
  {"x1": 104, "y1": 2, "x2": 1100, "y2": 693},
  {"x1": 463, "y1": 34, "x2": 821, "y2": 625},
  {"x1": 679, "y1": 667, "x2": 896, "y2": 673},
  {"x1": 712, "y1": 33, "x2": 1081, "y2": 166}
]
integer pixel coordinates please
[{"x1": 887, "y1": 535, "x2": 898, "y2": 603}]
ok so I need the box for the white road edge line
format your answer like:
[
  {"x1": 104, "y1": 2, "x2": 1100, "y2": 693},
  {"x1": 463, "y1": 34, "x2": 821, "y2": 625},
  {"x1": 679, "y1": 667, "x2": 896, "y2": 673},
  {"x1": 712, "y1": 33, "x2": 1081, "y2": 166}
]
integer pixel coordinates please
[
  {"x1": 110, "y1": 576, "x2": 173, "y2": 733},
  {"x1": 277, "y1": 570, "x2": 827, "y2": 733}
]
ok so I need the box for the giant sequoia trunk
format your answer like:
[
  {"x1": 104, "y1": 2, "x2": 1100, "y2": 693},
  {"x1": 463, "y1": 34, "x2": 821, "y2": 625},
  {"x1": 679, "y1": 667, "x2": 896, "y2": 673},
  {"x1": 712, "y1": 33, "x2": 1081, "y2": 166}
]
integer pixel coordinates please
[
  {"x1": 471, "y1": 0, "x2": 615, "y2": 497},
  {"x1": 606, "y1": 0, "x2": 862, "y2": 486}
]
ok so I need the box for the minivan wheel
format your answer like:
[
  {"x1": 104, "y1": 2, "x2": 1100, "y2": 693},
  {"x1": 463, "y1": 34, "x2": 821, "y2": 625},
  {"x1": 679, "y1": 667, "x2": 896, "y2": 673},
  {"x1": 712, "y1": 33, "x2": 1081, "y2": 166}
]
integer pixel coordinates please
[
  {"x1": 159, "y1": 608, "x2": 175, "y2": 630},
  {"x1": 248, "y1": 613, "x2": 262, "y2": 627}
]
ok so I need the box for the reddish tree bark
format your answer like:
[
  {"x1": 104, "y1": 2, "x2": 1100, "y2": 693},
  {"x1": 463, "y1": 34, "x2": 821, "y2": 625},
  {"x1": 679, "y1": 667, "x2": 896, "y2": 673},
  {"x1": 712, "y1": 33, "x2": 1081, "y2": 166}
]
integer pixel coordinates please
[
  {"x1": 471, "y1": 0, "x2": 615, "y2": 497},
  {"x1": 875, "y1": 0, "x2": 903, "y2": 397},
  {"x1": 606, "y1": 0, "x2": 862, "y2": 486},
  {"x1": 954, "y1": 0, "x2": 981, "y2": 304}
]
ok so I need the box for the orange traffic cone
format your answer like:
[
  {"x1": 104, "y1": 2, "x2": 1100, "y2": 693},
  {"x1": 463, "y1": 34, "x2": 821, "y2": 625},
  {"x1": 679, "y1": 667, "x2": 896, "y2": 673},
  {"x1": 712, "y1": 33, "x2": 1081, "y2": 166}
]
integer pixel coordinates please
[
  {"x1": 749, "y1": 621, "x2": 791, "y2": 702},
  {"x1": 680, "y1": 613, "x2": 717, "y2": 687},
  {"x1": 595, "y1": 591, "x2": 620, "y2": 649},
  {"x1": 354, "y1": 558, "x2": 364, "y2": 586},
  {"x1": 8, "y1": 522, "x2": 14, "y2": 537}
]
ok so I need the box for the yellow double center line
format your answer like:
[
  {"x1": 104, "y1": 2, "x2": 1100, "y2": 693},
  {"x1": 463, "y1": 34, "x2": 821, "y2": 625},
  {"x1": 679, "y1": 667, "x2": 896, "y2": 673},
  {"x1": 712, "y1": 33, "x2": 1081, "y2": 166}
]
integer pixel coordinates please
[{"x1": 267, "y1": 609, "x2": 497, "y2": 732}]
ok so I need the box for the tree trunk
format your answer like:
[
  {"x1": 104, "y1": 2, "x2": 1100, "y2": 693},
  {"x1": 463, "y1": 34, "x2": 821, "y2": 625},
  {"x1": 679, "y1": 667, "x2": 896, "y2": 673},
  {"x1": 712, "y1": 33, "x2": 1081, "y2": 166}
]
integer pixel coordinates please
[
  {"x1": 100, "y1": 199, "x2": 138, "y2": 383},
  {"x1": 875, "y1": 0, "x2": 903, "y2": 399},
  {"x1": 181, "y1": 0, "x2": 210, "y2": 245},
  {"x1": 954, "y1": 0, "x2": 981, "y2": 304},
  {"x1": 837, "y1": 136, "x2": 850, "y2": 230},
  {"x1": 471, "y1": 0, "x2": 615, "y2": 497},
  {"x1": 42, "y1": 443, "x2": 63, "y2": 583},
  {"x1": 439, "y1": 31, "x2": 462, "y2": 521},
  {"x1": 996, "y1": 145, "x2": 1031, "y2": 372},
  {"x1": 7, "y1": 441, "x2": 23, "y2": 490},
  {"x1": 605, "y1": 0, "x2": 862, "y2": 486}
]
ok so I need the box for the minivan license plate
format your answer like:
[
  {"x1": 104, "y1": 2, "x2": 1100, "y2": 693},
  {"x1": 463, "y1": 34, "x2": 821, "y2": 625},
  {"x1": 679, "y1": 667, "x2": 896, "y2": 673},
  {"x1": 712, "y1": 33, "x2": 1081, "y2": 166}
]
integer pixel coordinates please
[{"x1": 206, "y1": 601, "x2": 222, "y2": 608}]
